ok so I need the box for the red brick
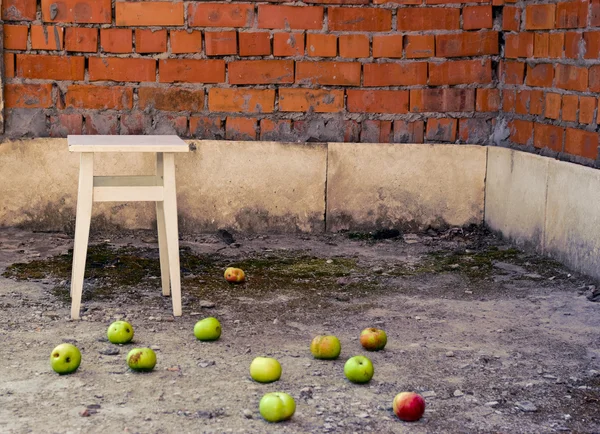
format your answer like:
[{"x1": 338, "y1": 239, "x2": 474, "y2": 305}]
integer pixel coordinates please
[
  {"x1": 463, "y1": 5, "x2": 493, "y2": 30},
  {"x1": 562, "y1": 94, "x2": 579, "y2": 122},
  {"x1": 426, "y1": 118, "x2": 458, "y2": 143},
  {"x1": 534, "y1": 123, "x2": 564, "y2": 151},
  {"x1": 4, "y1": 53, "x2": 15, "y2": 78},
  {"x1": 85, "y1": 113, "x2": 118, "y2": 135},
  {"x1": 516, "y1": 90, "x2": 543, "y2": 115},
  {"x1": 65, "y1": 27, "x2": 98, "y2": 52},
  {"x1": 30, "y1": 25, "x2": 64, "y2": 50},
  {"x1": 138, "y1": 87, "x2": 205, "y2": 112},
  {"x1": 279, "y1": 89, "x2": 344, "y2": 113},
  {"x1": 190, "y1": 116, "x2": 224, "y2": 140},
  {"x1": 564, "y1": 31, "x2": 582, "y2": 58},
  {"x1": 555, "y1": 64, "x2": 588, "y2": 91},
  {"x1": 3, "y1": 0, "x2": 36, "y2": 20},
  {"x1": 89, "y1": 57, "x2": 155, "y2": 82},
  {"x1": 505, "y1": 32, "x2": 534, "y2": 58},
  {"x1": 258, "y1": 5, "x2": 322, "y2": 30},
  {"x1": 17, "y1": 54, "x2": 84, "y2": 80},
  {"x1": 373, "y1": 0, "x2": 419, "y2": 4},
  {"x1": 565, "y1": 128, "x2": 598, "y2": 159},
  {"x1": 260, "y1": 119, "x2": 293, "y2": 141},
  {"x1": 343, "y1": 120, "x2": 360, "y2": 142},
  {"x1": 590, "y1": 65, "x2": 600, "y2": 91},
  {"x1": 534, "y1": 33, "x2": 549, "y2": 57},
  {"x1": 339, "y1": 34, "x2": 369, "y2": 58},
  {"x1": 593, "y1": 0, "x2": 600, "y2": 26},
  {"x1": 347, "y1": 90, "x2": 409, "y2": 114},
  {"x1": 66, "y1": 85, "x2": 133, "y2": 109},
  {"x1": 307, "y1": 33, "x2": 337, "y2": 57},
  {"x1": 410, "y1": 88, "x2": 475, "y2": 112},
  {"x1": 549, "y1": 33, "x2": 565, "y2": 57},
  {"x1": 328, "y1": 7, "x2": 392, "y2": 31},
  {"x1": 429, "y1": 59, "x2": 492, "y2": 85},
  {"x1": 476, "y1": 88, "x2": 500, "y2": 112},
  {"x1": 556, "y1": 0, "x2": 589, "y2": 29},
  {"x1": 41, "y1": 0, "x2": 111, "y2": 23},
  {"x1": 363, "y1": 62, "x2": 427, "y2": 86},
  {"x1": 397, "y1": 8, "x2": 460, "y2": 31},
  {"x1": 405, "y1": 35, "x2": 435, "y2": 58},
  {"x1": 229, "y1": 60, "x2": 294, "y2": 84},
  {"x1": 170, "y1": 30, "x2": 202, "y2": 54},
  {"x1": 159, "y1": 59, "x2": 225, "y2": 83},
  {"x1": 50, "y1": 114, "x2": 83, "y2": 137},
  {"x1": 4, "y1": 83, "x2": 52, "y2": 108},
  {"x1": 393, "y1": 120, "x2": 424, "y2": 144},
  {"x1": 503, "y1": 90, "x2": 516, "y2": 113},
  {"x1": 121, "y1": 112, "x2": 152, "y2": 135},
  {"x1": 273, "y1": 33, "x2": 305, "y2": 57},
  {"x1": 508, "y1": 119, "x2": 533, "y2": 145},
  {"x1": 526, "y1": 63, "x2": 554, "y2": 87},
  {"x1": 525, "y1": 4, "x2": 556, "y2": 29},
  {"x1": 190, "y1": 3, "x2": 254, "y2": 28},
  {"x1": 504, "y1": 60, "x2": 525, "y2": 85},
  {"x1": 458, "y1": 118, "x2": 491, "y2": 144},
  {"x1": 101, "y1": 29, "x2": 132, "y2": 53},
  {"x1": 360, "y1": 120, "x2": 392, "y2": 143},
  {"x1": 4, "y1": 24, "x2": 28, "y2": 49},
  {"x1": 226, "y1": 117, "x2": 257, "y2": 140},
  {"x1": 116, "y1": 1, "x2": 184, "y2": 26},
  {"x1": 545, "y1": 93, "x2": 562, "y2": 119},
  {"x1": 373, "y1": 35, "x2": 403, "y2": 58},
  {"x1": 205, "y1": 31, "x2": 237, "y2": 56},
  {"x1": 584, "y1": 32, "x2": 600, "y2": 59},
  {"x1": 436, "y1": 31, "x2": 499, "y2": 57},
  {"x1": 154, "y1": 114, "x2": 188, "y2": 137},
  {"x1": 239, "y1": 32, "x2": 271, "y2": 56},
  {"x1": 296, "y1": 61, "x2": 361, "y2": 86},
  {"x1": 579, "y1": 96, "x2": 596, "y2": 124},
  {"x1": 208, "y1": 88, "x2": 275, "y2": 113},
  {"x1": 503, "y1": 6, "x2": 521, "y2": 31},
  {"x1": 136, "y1": 29, "x2": 167, "y2": 54}
]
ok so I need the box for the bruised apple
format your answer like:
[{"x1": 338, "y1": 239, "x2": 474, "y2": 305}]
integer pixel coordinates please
[
  {"x1": 224, "y1": 267, "x2": 245, "y2": 283},
  {"x1": 359, "y1": 327, "x2": 387, "y2": 351},
  {"x1": 393, "y1": 392, "x2": 426, "y2": 422},
  {"x1": 310, "y1": 335, "x2": 341, "y2": 360}
]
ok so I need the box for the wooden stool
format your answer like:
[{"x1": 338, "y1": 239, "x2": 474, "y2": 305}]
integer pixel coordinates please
[{"x1": 67, "y1": 135, "x2": 190, "y2": 320}]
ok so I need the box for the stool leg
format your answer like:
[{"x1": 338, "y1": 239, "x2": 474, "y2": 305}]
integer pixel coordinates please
[
  {"x1": 70, "y1": 153, "x2": 94, "y2": 320},
  {"x1": 155, "y1": 153, "x2": 171, "y2": 296},
  {"x1": 162, "y1": 153, "x2": 182, "y2": 317}
]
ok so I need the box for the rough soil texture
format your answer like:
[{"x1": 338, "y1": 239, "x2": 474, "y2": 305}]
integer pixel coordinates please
[{"x1": 0, "y1": 227, "x2": 599, "y2": 434}]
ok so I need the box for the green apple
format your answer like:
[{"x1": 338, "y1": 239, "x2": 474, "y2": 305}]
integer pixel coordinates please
[
  {"x1": 194, "y1": 317, "x2": 222, "y2": 341},
  {"x1": 50, "y1": 343, "x2": 81, "y2": 375},
  {"x1": 310, "y1": 335, "x2": 341, "y2": 360},
  {"x1": 259, "y1": 392, "x2": 296, "y2": 422},
  {"x1": 127, "y1": 348, "x2": 157, "y2": 372},
  {"x1": 344, "y1": 355, "x2": 374, "y2": 384},
  {"x1": 250, "y1": 357, "x2": 282, "y2": 383},
  {"x1": 107, "y1": 320, "x2": 134, "y2": 344}
]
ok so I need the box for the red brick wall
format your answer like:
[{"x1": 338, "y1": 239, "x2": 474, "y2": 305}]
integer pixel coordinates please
[
  {"x1": 2, "y1": 0, "x2": 503, "y2": 144},
  {"x1": 502, "y1": 0, "x2": 600, "y2": 163}
]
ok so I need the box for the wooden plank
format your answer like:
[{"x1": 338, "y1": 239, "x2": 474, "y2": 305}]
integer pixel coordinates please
[
  {"x1": 155, "y1": 153, "x2": 171, "y2": 296},
  {"x1": 67, "y1": 135, "x2": 190, "y2": 153},
  {"x1": 93, "y1": 186, "x2": 164, "y2": 202},
  {"x1": 93, "y1": 175, "x2": 162, "y2": 187},
  {"x1": 162, "y1": 153, "x2": 182, "y2": 316}
]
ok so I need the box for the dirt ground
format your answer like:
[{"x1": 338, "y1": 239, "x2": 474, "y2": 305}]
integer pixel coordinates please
[{"x1": 0, "y1": 226, "x2": 599, "y2": 434}]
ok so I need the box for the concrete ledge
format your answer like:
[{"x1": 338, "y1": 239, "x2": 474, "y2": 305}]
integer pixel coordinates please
[
  {"x1": 484, "y1": 147, "x2": 549, "y2": 252},
  {"x1": 326, "y1": 143, "x2": 487, "y2": 231}
]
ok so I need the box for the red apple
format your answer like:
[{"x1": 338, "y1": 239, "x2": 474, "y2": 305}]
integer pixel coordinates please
[
  {"x1": 224, "y1": 267, "x2": 245, "y2": 283},
  {"x1": 393, "y1": 392, "x2": 425, "y2": 422},
  {"x1": 359, "y1": 327, "x2": 387, "y2": 351}
]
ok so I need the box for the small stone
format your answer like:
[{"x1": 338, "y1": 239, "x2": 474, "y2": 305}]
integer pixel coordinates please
[
  {"x1": 198, "y1": 360, "x2": 215, "y2": 368},
  {"x1": 326, "y1": 260, "x2": 333, "y2": 264},
  {"x1": 371, "y1": 267, "x2": 384, "y2": 273},
  {"x1": 449, "y1": 264, "x2": 460, "y2": 269},
  {"x1": 273, "y1": 318, "x2": 279, "y2": 324},
  {"x1": 453, "y1": 390, "x2": 464, "y2": 397},
  {"x1": 414, "y1": 316, "x2": 421, "y2": 320},
  {"x1": 99, "y1": 347, "x2": 120, "y2": 356},
  {"x1": 464, "y1": 290, "x2": 473, "y2": 294},
  {"x1": 524, "y1": 273, "x2": 542, "y2": 279},
  {"x1": 358, "y1": 412, "x2": 369, "y2": 418},
  {"x1": 421, "y1": 391, "x2": 437, "y2": 398},
  {"x1": 484, "y1": 401, "x2": 499, "y2": 407},
  {"x1": 242, "y1": 409, "x2": 253, "y2": 419},
  {"x1": 199, "y1": 300, "x2": 215, "y2": 308},
  {"x1": 150, "y1": 345, "x2": 160, "y2": 351},
  {"x1": 515, "y1": 401, "x2": 537, "y2": 412},
  {"x1": 445, "y1": 351, "x2": 455, "y2": 357}
]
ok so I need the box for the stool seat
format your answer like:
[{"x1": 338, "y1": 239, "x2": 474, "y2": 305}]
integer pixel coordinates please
[
  {"x1": 67, "y1": 135, "x2": 189, "y2": 320},
  {"x1": 68, "y1": 135, "x2": 190, "y2": 153}
]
